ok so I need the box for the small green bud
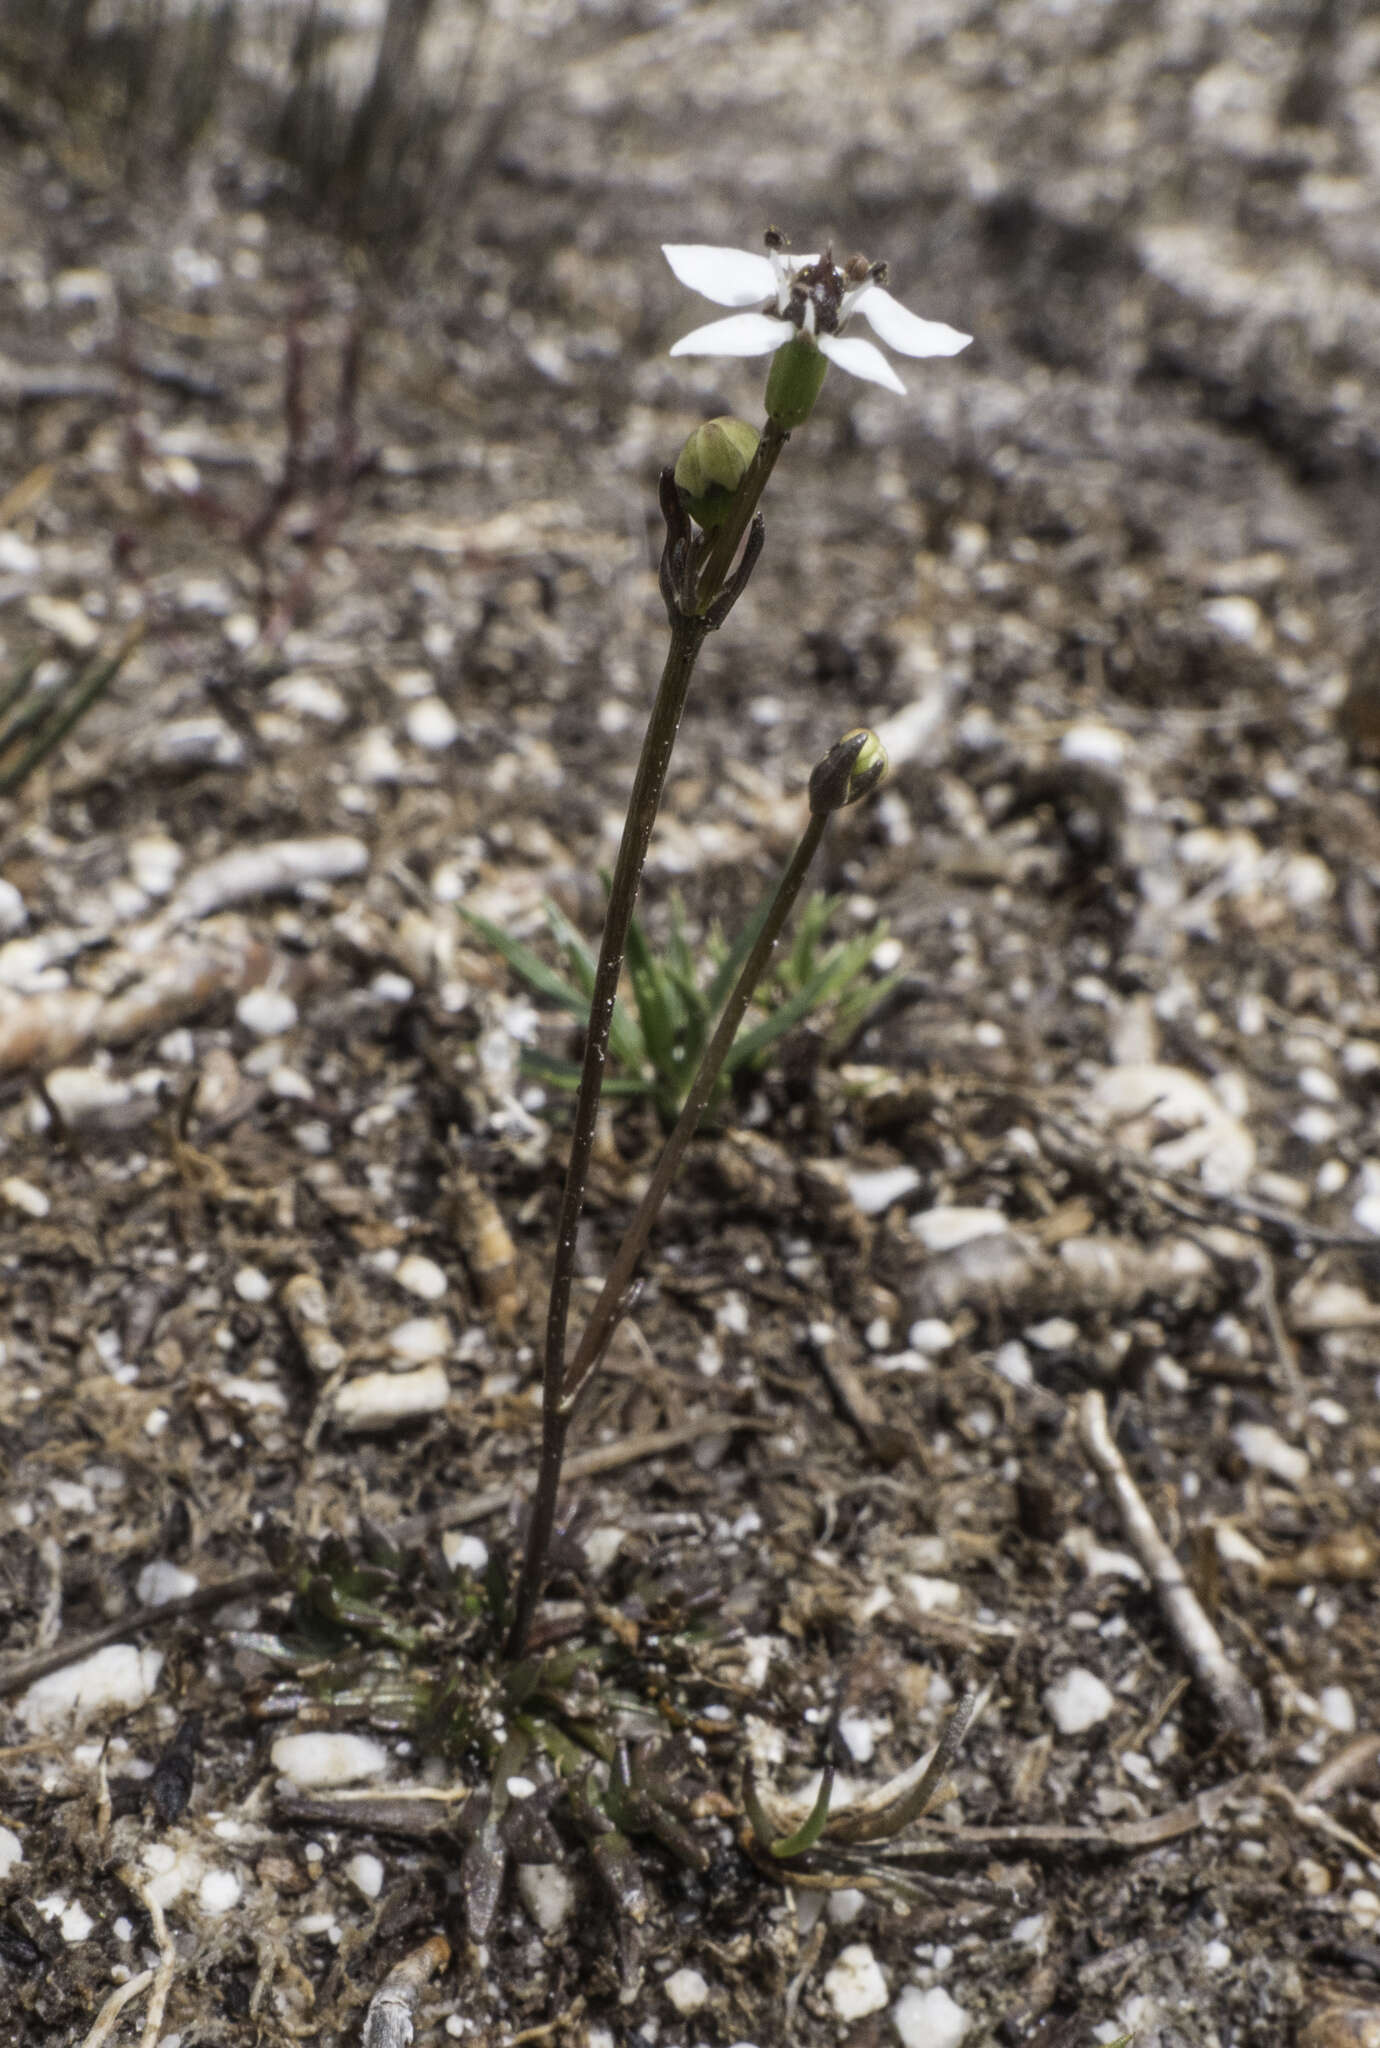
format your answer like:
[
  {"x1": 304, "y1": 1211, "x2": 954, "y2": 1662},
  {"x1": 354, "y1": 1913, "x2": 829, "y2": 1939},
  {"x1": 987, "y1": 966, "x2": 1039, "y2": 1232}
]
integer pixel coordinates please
[
  {"x1": 765, "y1": 335, "x2": 829, "y2": 430},
  {"x1": 809, "y1": 728, "x2": 889, "y2": 815},
  {"x1": 673, "y1": 416, "x2": 760, "y2": 529}
]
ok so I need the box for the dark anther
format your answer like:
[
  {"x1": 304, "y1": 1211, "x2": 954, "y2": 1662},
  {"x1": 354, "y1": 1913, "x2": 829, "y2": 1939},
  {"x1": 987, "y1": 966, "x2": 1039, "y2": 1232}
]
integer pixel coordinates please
[{"x1": 702, "y1": 515, "x2": 766, "y2": 630}]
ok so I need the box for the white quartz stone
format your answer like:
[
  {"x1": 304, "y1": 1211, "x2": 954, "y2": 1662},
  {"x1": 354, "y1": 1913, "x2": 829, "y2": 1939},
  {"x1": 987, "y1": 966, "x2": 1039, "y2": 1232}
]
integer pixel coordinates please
[
  {"x1": 271, "y1": 1733, "x2": 389, "y2": 1789},
  {"x1": 19, "y1": 1646, "x2": 163, "y2": 1734},
  {"x1": 892, "y1": 1985, "x2": 972, "y2": 2048},
  {"x1": 824, "y1": 1944, "x2": 888, "y2": 2022},
  {"x1": 1043, "y1": 1666, "x2": 1115, "y2": 1735}
]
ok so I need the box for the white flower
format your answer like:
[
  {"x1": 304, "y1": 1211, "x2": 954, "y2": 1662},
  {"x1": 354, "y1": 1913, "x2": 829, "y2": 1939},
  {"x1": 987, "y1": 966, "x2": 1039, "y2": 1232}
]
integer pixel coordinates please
[{"x1": 662, "y1": 237, "x2": 971, "y2": 396}]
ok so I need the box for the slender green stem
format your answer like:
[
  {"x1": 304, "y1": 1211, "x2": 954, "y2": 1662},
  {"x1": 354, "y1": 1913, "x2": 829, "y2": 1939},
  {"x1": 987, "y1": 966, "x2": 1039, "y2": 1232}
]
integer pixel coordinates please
[
  {"x1": 504, "y1": 612, "x2": 708, "y2": 1658},
  {"x1": 560, "y1": 807, "x2": 829, "y2": 1412}
]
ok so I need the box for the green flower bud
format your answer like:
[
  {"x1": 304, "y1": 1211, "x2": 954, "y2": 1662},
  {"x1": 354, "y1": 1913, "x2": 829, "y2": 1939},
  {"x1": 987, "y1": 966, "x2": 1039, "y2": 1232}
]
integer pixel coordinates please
[
  {"x1": 809, "y1": 728, "x2": 889, "y2": 815},
  {"x1": 765, "y1": 335, "x2": 830, "y2": 430},
  {"x1": 673, "y1": 416, "x2": 760, "y2": 529}
]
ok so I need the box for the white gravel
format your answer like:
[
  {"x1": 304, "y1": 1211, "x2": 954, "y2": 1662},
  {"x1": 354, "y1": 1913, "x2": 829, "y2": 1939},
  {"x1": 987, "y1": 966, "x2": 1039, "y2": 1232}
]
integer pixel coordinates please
[
  {"x1": 664, "y1": 1967, "x2": 710, "y2": 2015},
  {"x1": 517, "y1": 1863, "x2": 575, "y2": 1935},
  {"x1": 271, "y1": 1732, "x2": 390, "y2": 1788},
  {"x1": 823, "y1": 1943, "x2": 888, "y2": 2021},
  {"x1": 387, "y1": 1315, "x2": 451, "y2": 1363},
  {"x1": 1043, "y1": 1666, "x2": 1115, "y2": 1735},
  {"x1": 334, "y1": 1363, "x2": 450, "y2": 1431},
  {"x1": 892, "y1": 1984, "x2": 972, "y2": 2048},
  {"x1": 396, "y1": 1254, "x2": 448, "y2": 1301},
  {"x1": 18, "y1": 1645, "x2": 163, "y2": 1734}
]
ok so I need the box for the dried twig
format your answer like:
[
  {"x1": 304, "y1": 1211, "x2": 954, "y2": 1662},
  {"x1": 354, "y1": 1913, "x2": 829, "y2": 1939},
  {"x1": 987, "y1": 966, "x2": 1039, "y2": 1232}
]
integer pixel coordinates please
[
  {"x1": 1078, "y1": 1391, "x2": 1265, "y2": 1752},
  {"x1": 394, "y1": 1414, "x2": 773, "y2": 1545},
  {"x1": 362, "y1": 1934, "x2": 450, "y2": 2048},
  {"x1": 1296, "y1": 1733, "x2": 1380, "y2": 1806},
  {"x1": 78, "y1": 1969, "x2": 155, "y2": 2048},
  {"x1": 0, "y1": 1570, "x2": 280, "y2": 1698},
  {"x1": 136, "y1": 1884, "x2": 177, "y2": 2048}
]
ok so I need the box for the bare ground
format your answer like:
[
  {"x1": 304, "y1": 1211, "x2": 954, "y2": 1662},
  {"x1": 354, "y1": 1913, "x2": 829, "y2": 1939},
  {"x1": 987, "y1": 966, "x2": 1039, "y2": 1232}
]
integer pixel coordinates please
[{"x1": 4, "y1": 4, "x2": 1380, "y2": 2045}]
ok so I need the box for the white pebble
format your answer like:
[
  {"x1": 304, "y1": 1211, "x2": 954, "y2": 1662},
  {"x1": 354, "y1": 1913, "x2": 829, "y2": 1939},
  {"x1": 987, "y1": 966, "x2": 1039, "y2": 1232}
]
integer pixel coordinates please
[
  {"x1": 236, "y1": 987, "x2": 298, "y2": 1038},
  {"x1": 3, "y1": 1176, "x2": 50, "y2": 1218},
  {"x1": 334, "y1": 1364, "x2": 450, "y2": 1432},
  {"x1": 135, "y1": 1561, "x2": 200, "y2": 1607},
  {"x1": 0, "y1": 532, "x2": 39, "y2": 573},
  {"x1": 663, "y1": 1967, "x2": 710, "y2": 2016},
  {"x1": 1043, "y1": 1666, "x2": 1115, "y2": 1735},
  {"x1": 128, "y1": 835, "x2": 183, "y2": 897},
  {"x1": 1293, "y1": 1107, "x2": 1338, "y2": 1147},
  {"x1": 1202, "y1": 594, "x2": 1265, "y2": 645},
  {"x1": 844, "y1": 1165, "x2": 921, "y2": 1216},
  {"x1": 581, "y1": 1527, "x2": 627, "y2": 1576},
  {"x1": 441, "y1": 1532, "x2": 489, "y2": 1574},
  {"x1": 1232, "y1": 1422, "x2": 1309, "y2": 1487},
  {"x1": 406, "y1": 697, "x2": 460, "y2": 751},
  {"x1": 40, "y1": 1898, "x2": 94, "y2": 1944},
  {"x1": 198, "y1": 1869, "x2": 242, "y2": 1915},
  {"x1": 234, "y1": 1266, "x2": 273, "y2": 1303},
  {"x1": 992, "y1": 1341, "x2": 1033, "y2": 1388},
  {"x1": 826, "y1": 1887, "x2": 867, "y2": 1926},
  {"x1": 269, "y1": 672, "x2": 348, "y2": 723},
  {"x1": 346, "y1": 1852, "x2": 384, "y2": 1900},
  {"x1": 902, "y1": 1574, "x2": 961, "y2": 1615},
  {"x1": 1060, "y1": 723, "x2": 1127, "y2": 769},
  {"x1": 1025, "y1": 1316, "x2": 1079, "y2": 1352},
  {"x1": 271, "y1": 1732, "x2": 389, "y2": 1789},
  {"x1": 517, "y1": 1863, "x2": 575, "y2": 1935},
  {"x1": 824, "y1": 1943, "x2": 888, "y2": 2022},
  {"x1": 1318, "y1": 1685, "x2": 1356, "y2": 1734},
  {"x1": 396, "y1": 1254, "x2": 448, "y2": 1302},
  {"x1": 892, "y1": 1984, "x2": 972, "y2": 2048},
  {"x1": 837, "y1": 1712, "x2": 876, "y2": 1764},
  {"x1": 19, "y1": 1646, "x2": 163, "y2": 1734},
  {"x1": 0, "y1": 1828, "x2": 24, "y2": 1878},
  {"x1": 907, "y1": 1319, "x2": 957, "y2": 1355},
  {"x1": 388, "y1": 1315, "x2": 450, "y2": 1363},
  {"x1": 909, "y1": 1206, "x2": 1008, "y2": 1252},
  {"x1": 0, "y1": 879, "x2": 27, "y2": 936}
]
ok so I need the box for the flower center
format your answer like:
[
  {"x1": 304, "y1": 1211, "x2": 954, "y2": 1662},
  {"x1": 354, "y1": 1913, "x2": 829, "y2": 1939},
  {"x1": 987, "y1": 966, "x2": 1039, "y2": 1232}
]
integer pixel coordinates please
[
  {"x1": 763, "y1": 233, "x2": 890, "y2": 342},
  {"x1": 787, "y1": 252, "x2": 846, "y2": 338}
]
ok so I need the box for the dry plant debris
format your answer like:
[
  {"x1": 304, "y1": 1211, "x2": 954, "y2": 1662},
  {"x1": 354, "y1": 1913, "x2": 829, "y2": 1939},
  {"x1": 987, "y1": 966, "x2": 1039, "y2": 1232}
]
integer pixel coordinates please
[{"x1": 4, "y1": 3, "x2": 1380, "y2": 2046}]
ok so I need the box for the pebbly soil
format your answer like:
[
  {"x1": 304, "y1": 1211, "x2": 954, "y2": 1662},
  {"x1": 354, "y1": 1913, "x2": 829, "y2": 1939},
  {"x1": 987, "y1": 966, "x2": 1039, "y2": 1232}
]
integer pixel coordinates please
[{"x1": 4, "y1": 3, "x2": 1380, "y2": 2045}]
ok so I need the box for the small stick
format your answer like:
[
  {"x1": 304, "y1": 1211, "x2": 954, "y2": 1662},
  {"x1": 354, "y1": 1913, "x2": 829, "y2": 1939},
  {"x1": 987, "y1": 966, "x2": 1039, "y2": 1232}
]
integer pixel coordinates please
[
  {"x1": 362, "y1": 1935, "x2": 451, "y2": 2048},
  {"x1": 78, "y1": 1970, "x2": 154, "y2": 2048},
  {"x1": 136, "y1": 1885, "x2": 177, "y2": 2048},
  {"x1": 1078, "y1": 1391, "x2": 1265, "y2": 1753},
  {"x1": 0, "y1": 1570, "x2": 280, "y2": 1698}
]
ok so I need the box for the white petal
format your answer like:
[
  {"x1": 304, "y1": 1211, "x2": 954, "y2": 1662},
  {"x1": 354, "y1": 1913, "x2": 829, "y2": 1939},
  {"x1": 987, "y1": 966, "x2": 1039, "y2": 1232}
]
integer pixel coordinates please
[
  {"x1": 670, "y1": 312, "x2": 795, "y2": 358},
  {"x1": 855, "y1": 286, "x2": 971, "y2": 358},
  {"x1": 819, "y1": 334, "x2": 906, "y2": 394},
  {"x1": 662, "y1": 245, "x2": 778, "y2": 308}
]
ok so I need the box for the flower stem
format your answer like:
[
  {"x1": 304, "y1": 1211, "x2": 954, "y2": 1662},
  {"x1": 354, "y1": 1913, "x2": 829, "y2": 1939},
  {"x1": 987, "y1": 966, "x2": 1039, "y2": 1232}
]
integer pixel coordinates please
[
  {"x1": 558, "y1": 804, "x2": 830, "y2": 1413},
  {"x1": 504, "y1": 610, "x2": 709, "y2": 1658}
]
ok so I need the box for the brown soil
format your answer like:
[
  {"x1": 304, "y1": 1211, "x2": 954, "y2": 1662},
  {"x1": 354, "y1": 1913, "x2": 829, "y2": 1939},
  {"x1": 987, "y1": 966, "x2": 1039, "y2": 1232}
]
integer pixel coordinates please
[{"x1": 4, "y1": 5, "x2": 1380, "y2": 2046}]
